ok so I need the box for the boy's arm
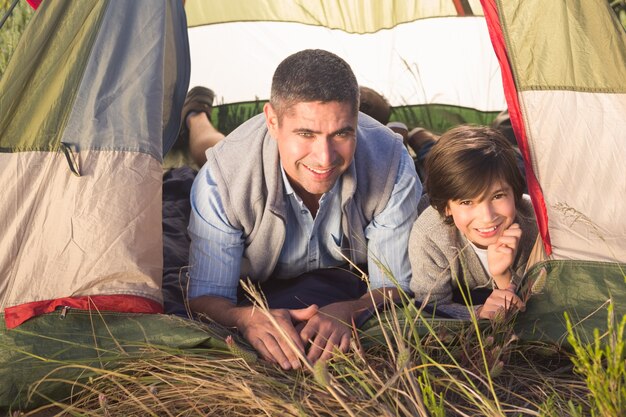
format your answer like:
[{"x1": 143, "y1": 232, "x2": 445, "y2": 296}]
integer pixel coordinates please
[
  {"x1": 408, "y1": 210, "x2": 463, "y2": 313},
  {"x1": 476, "y1": 285, "x2": 525, "y2": 320},
  {"x1": 480, "y1": 223, "x2": 525, "y2": 319}
]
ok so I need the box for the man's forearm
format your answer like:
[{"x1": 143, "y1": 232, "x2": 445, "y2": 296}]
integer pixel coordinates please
[
  {"x1": 189, "y1": 295, "x2": 254, "y2": 328},
  {"x1": 322, "y1": 287, "x2": 401, "y2": 322}
]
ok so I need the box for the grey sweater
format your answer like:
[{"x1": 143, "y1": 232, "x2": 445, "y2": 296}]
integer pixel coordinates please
[
  {"x1": 205, "y1": 112, "x2": 406, "y2": 282},
  {"x1": 408, "y1": 196, "x2": 538, "y2": 319}
]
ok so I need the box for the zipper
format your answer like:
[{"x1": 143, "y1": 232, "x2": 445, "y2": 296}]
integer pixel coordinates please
[{"x1": 59, "y1": 305, "x2": 70, "y2": 319}]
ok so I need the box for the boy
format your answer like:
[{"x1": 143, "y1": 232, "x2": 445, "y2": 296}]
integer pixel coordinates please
[{"x1": 409, "y1": 125, "x2": 538, "y2": 320}]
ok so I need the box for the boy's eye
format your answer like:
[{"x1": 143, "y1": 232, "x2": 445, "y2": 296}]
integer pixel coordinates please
[
  {"x1": 493, "y1": 193, "x2": 505, "y2": 200},
  {"x1": 459, "y1": 200, "x2": 472, "y2": 206}
]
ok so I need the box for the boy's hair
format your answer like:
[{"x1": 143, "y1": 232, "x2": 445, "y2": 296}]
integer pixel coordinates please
[
  {"x1": 425, "y1": 125, "x2": 526, "y2": 224},
  {"x1": 270, "y1": 49, "x2": 359, "y2": 122}
]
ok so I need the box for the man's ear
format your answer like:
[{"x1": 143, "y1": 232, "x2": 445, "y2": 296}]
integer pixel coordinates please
[{"x1": 264, "y1": 102, "x2": 278, "y2": 138}]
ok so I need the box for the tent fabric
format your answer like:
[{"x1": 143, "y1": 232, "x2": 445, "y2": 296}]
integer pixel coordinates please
[
  {"x1": 184, "y1": 0, "x2": 485, "y2": 30},
  {"x1": 0, "y1": 311, "x2": 243, "y2": 410},
  {"x1": 0, "y1": 0, "x2": 190, "y2": 327},
  {"x1": 514, "y1": 260, "x2": 626, "y2": 344},
  {"x1": 184, "y1": 0, "x2": 506, "y2": 134},
  {"x1": 482, "y1": 0, "x2": 626, "y2": 262}
]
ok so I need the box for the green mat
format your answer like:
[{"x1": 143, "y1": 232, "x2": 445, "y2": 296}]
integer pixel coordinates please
[
  {"x1": 358, "y1": 259, "x2": 625, "y2": 347},
  {"x1": 0, "y1": 310, "x2": 245, "y2": 410},
  {"x1": 514, "y1": 260, "x2": 626, "y2": 345},
  {"x1": 2, "y1": 259, "x2": 624, "y2": 411}
]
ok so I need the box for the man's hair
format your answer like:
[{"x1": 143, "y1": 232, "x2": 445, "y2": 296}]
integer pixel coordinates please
[
  {"x1": 425, "y1": 125, "x2": 525, "y2": 224},
  {"x1": 270, "y1": 49, "x2": 359, "y2": 121}
]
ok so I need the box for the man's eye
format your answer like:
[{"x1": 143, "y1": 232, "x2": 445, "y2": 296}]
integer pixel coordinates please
[
  {"x1": 298, "y1": 132, "x2": 314, "y2": 138},
  {"x1": 333, "y1": 131, "x2": 353, "y2": 141}
]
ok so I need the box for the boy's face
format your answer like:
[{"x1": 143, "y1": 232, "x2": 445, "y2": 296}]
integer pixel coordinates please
[
  {"x1": 445, "y1": 181, "x2": 517, "y2": 249},
  {"x1": 264, "y1": 100, "x2": 357, "y2": 203}
]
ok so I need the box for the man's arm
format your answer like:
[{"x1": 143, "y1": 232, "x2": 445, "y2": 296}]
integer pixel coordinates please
[
  {"x1": 190, "y1": 295, "x2": 318, "y2": 369},
  {"x1": 365, "y1": 149, "x2": 421, "y2": 292},
  {"x1": 299, "y1": 287, "x2": 401, "y2": 363},
  {"x1": 188, "y1": 164, "x2": 314, "y2": 369},
  {"x1": 298, "y1": 150, "x2": 421, "y2": 363}
]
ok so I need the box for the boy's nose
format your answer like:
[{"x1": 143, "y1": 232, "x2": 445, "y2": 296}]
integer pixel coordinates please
[{"x1": 479, "y1": 202, "x2": 497, "y2": 222}]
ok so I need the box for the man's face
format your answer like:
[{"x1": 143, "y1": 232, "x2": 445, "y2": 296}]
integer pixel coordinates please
[{"x1": 265, "y1": 101, "x2": 357, "y2": 202}]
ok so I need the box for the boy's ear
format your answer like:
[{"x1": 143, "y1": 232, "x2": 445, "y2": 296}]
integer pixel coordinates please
[{"x1": 444, "y1": 204, "x2": 451, "y2": 217}]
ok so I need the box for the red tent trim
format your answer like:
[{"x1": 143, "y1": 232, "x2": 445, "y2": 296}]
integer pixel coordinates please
[
  {"x1": 480, "y1": 0, "x2": 552, "y2": 255},
  {"x1": 26, "y1": 0, "x2": 42, "y2": 10},
  {"x1": 4, "y1": 295, "x2": 163, "y2": 328}
]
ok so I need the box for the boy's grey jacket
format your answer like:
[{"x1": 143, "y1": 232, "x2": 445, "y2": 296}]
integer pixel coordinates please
[{"x1": 408, "y1": 195, "x2": 538, "y2": 319}]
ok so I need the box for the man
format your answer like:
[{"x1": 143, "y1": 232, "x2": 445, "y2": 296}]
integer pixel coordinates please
[{"x1": 187, "y1": 49, "x2": 420, "y2": 370}]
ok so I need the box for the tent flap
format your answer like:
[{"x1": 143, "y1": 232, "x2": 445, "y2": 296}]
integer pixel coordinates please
[{"x1": 0, "y1": 0, "x2": 190, "y2": 326}]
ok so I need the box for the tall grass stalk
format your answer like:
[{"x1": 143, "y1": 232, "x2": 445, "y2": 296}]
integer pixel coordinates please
[{"x1": 566, "y1": 302, "x2": 626, "y2": 417}]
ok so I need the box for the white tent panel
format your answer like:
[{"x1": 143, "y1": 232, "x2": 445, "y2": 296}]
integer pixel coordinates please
[
  {"x1": 188, "y1": 17, "x2": 505, "y2": 111},
  {"x1": 522, "y1": 89, "x2": 626, "y2": 263}
]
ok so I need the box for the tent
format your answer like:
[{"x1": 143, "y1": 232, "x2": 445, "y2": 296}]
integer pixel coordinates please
[
  {"x1": 480, "y1": 0, "x2": 626, "y2": 341},
  {"x1": 0, "y1": 0, "x2": 625, "y2": 410},
  {"x1": 0, "y1": 0, "x2": 197, "y2": 408},
  {"x1": 0, "y1": 0, "x2": 190, "y2": 329},
  {"x1": 184, "y1": 0, "x2": 506, "y2": 135}
]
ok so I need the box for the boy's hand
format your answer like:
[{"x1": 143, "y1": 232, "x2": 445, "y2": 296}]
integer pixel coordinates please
[
  {"x1": 487, "y1": 222, "x2": 522, "y2": 288},
  {"x1": 477, "y1": 284, "x2": 525, "y2": 320}
]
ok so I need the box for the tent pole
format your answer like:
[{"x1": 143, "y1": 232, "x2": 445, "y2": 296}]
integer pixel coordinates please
[{"x1": 0, "y1": 0, "x2": 21, "y2": 30}]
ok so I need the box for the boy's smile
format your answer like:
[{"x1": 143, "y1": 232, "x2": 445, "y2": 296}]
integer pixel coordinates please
[{"x1": 446, "y1": 181, "x2": 517, "y2": 249}]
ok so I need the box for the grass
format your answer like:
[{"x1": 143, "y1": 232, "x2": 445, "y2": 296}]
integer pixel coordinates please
[
  {"x1": 566, "y1": 303, "x2": 626, "y2": 417},
  {"x1": 9, "y1": 283, "x2": 620, "y2": 417}
]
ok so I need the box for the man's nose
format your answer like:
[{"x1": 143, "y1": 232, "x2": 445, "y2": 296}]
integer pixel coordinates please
[{"x1": 312, "y1": 137, "x2": 334, "y2": 166}]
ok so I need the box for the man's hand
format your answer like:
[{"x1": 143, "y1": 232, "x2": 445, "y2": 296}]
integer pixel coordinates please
[
  {"x1": 488, "y1": 222, "x2": 522, "y2": 288},
  {"x1": 477, "y1": 285, "x2": 525, "y2": 320},
  {"x1": 298, "y1": 302, "x2": 354, "y2": 364},
  {"x1": 236, "y1": 304, "x2": 318, "y2": 370}
]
